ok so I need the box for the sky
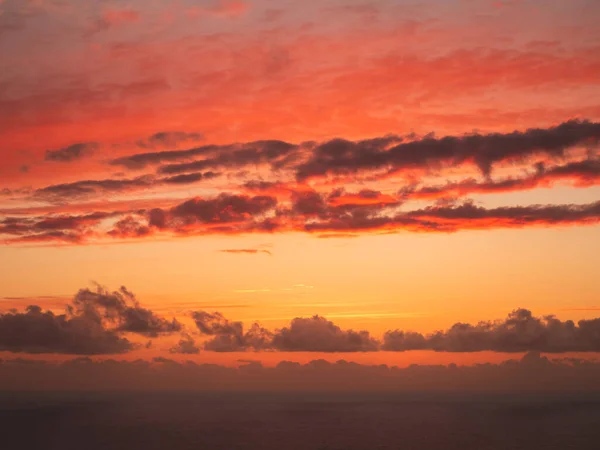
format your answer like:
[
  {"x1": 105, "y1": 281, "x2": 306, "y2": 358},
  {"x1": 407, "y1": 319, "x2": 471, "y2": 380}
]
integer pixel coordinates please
[{"x1": 1, "y1": 0, "x2": 600, "y2": 387}]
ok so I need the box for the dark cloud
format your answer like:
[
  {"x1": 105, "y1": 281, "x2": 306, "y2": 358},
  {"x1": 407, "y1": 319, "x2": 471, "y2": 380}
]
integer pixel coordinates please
[
  {"x1": 157, "y1": 140, "x2": 299, "y2": 175},
  {"x1": 0, "y1": 303, "x2": 133, "y2": 355},
  {"x1": 294, "y1": 135, "x2": 403, "y2": 180},
  {"x1": 295, "y1": 120, "x2": 600, "y2": 180},
  {"x1": 0, "y1": 285, "x2": 181, "y2": 354},
  {"x1": 243, "y1": 180, "x2": 287, "y2": 192},
  {"x1": 0, "y1": 212, "x2": 117, "y2": 244},
  {"x1": 3, "y1": 230, "x2": 86, "y2": 245},
  {"x1": 193, "y1": 310, "x2": 359, "y2": 353},
  {"x1": 192, "y1": 311, "x2": 243, "y2": 336},
  {"x1": 111, "y1": 140, "x2": 297, "y2": 170},
  {"x1": 383, "y1": 309, "x2": 600, "y2": 352},
  {"x1": 184, "y1": 308, "x2": 600, "y2": 354},
  {"x1": 399, "y1": 158, "x2": 600, "y2": 200},
  {"x1": 33, "y1": 172, "x2": 217, "y2": 202},
  {"x1": 408, "y1": 200, "x2": 600, "y2": 228},
  {"x1": 161, "y1": 171, "x2": 220, "y2": 185},
  {"x1": 149, "y1": 194, "x2": 278, "y2": 231},
  {"x1": 45, "y1": 142, "x2": 99, "y2": 162},
  {"x1": 110, "y1": 145, "x2": 218, "y2": 170},
  {"x1": 271, "y1": 316, "x2": 380, "y2": 352},
  {"x1": 305, "y1": 200, "x2": 600, "y2": 233},
  {"x1": 136, "y1": 131, "x2": 204, "y2": 149},
  {"x1": 72, "y1": 286, "x2": 182, "y2": 338},
  {"x1": 290, "y1": 190, "x2": 328, "y2": 217},
  {"x1": 107, "y1": 216, "x2": 151, "y2": 238},
  {"x1": 3, "y1": 195, "x2": 600, "y2": 245},
  {"x1": 542, "y1": 158, "x2": 600, "y2": 186},
  {"x1": 94, "y1": 120, "x2": 600, "y2": 181},
  {"x1": 169, "y1": 334, "x2": 200, "y2": 355},
  {"x1": 34, "y1": 176, "x2": 155, "y2": 202},
  {"x1": 190, "y1": 311, "x2": 273, "y2": 352},
  {"x1": 4, "y1": 352, "x2": 600, "y2": 393}
]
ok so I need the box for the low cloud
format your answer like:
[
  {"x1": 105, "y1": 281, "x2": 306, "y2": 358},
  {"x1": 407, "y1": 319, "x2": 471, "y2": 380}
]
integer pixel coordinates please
[
  {"x1": 0, "y1": 305, "x2": 132, "y2": 355},
  {"x1": 185, "y1": 311, "x2": 273, "y2": 352},
  {"x1": 72, "y1": 286, "x2": 182, "y2": 337},
  {"x1": 169, "y1": 334, "x2": 200, "y2": 355},
  {"x1": 183, "y1": 311, "x2": 378, "y2": 353},
  {"x1": 383, "y1": 309, "x2": 600, "y2": 352},
  {"x1": 181, "y1": 308, "x2": 600, "y2": 353},
  {"x1": 272, "y1": 316, "x2": 380, "y2": 352},
  {"x1": 2, "y1": 352, "x2": 600, "y2": 393},
  {"x1": 4, "y1": 291, "x2": 600, "y2": 355},
  {"x1": 0, "y1": 285, "x2": 181, "y2": 354}
]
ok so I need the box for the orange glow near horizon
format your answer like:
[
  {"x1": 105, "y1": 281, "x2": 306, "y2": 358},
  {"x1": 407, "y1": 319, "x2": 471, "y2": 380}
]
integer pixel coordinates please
[{"x1": 1, "y1": 0, "x2": 600, "y2": 367}]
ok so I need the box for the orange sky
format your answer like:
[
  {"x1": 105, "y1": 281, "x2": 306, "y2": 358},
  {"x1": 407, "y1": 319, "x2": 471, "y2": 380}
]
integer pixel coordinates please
[{"x1": 1, "y1": 0, "x2": 600, "y2": 366}]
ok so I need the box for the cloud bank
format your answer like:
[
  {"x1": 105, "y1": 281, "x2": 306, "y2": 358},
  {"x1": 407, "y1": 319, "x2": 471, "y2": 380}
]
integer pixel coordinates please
[
  {"x1": 1, "y1": 352, "x2": 600, "y2": 393},
  {"x1": 2, "y1": 119, "x2": 599, "y2": 245},
  {"x1": 5, "y1": 285, "x2": 599, "y2": 355}
]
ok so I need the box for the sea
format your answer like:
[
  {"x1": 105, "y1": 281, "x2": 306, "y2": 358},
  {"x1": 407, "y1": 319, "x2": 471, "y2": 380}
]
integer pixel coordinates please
[{"x1": 1, "y1": 392, "x2": 599, "y2": 449}]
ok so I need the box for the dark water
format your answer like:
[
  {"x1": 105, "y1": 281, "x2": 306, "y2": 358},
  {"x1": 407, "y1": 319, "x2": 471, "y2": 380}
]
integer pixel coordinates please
[{"x1": 1, "y1": 392, "x2": 600, "y2": 450}]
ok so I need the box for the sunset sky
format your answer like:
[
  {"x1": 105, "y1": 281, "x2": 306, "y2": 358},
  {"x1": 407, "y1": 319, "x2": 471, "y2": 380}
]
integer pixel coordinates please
[{"x1": 1, "y1": 0, "x2": 600, "y2": 375}]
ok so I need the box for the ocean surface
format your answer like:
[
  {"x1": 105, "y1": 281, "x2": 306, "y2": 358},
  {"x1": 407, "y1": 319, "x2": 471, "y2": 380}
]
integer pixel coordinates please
[{"x1": 1, "y1": 392, "x2": 599, "y2": 450}]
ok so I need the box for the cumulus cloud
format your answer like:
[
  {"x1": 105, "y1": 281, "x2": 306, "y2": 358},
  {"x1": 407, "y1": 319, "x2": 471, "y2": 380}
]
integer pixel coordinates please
[
  {"x1": 169, "y1": 334, "x2": 200, "y2": 354},
  {"x1": 188, "y1": 311, "x2": 379, "y2": 352},
  {"x1": 183, "y1": 308, "x2": 600, "y2": 353},
  {"x1": 271, "y1": 316, "x2": 380, "y2": 352},
  {"x1": 383, "y1": 309, "x2": 600, "y2": 352},
  {"x1": 0, "y1": 285, "x2": 181, "y2": 354},
  {"x1": 189, "y1": 311, "x2": 273, "y2": 352},
  {"x1": 71, "y1": 286, "x2": 182, "y2": 337},
  {"x1": 3, "y1": 295, "x2": 600, "y2": 355},
  {"x1": 0, "y1": 305, "x2": 132, "y2": 355}
]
